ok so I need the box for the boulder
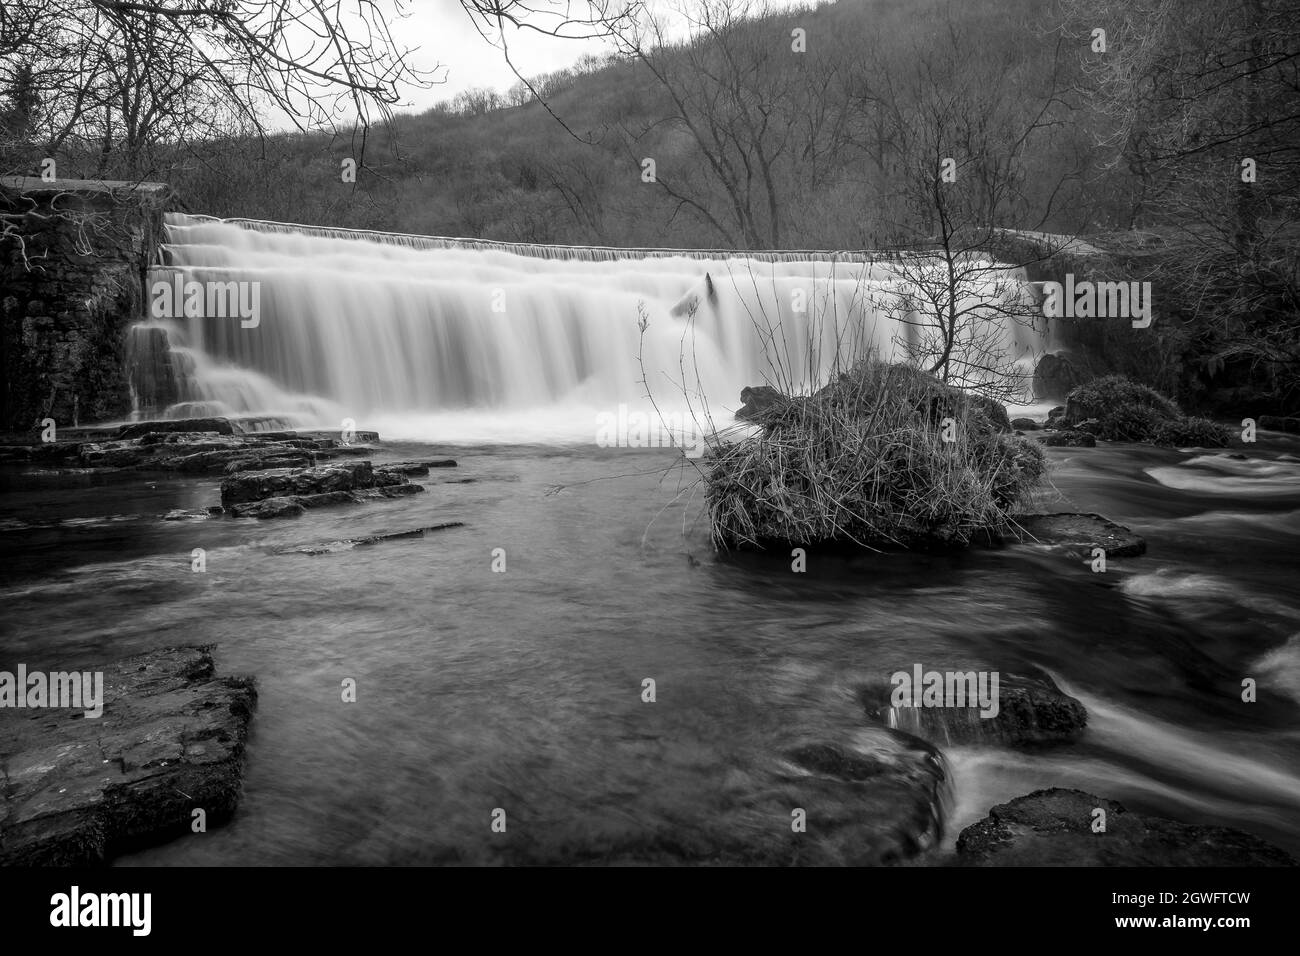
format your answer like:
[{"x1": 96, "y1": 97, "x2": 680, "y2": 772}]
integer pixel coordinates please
[
  {"x1": 1032, "y1": 351, "x2": 1090, "y2": 400},
  {"x1": 0, "y1": 646, "x2": 256, "y2": 866},
  {"x1": 1010, "y1": 417, "x2": 1039, "y2": 431},
  {"x1": 1013, "y1": 512, "x2": 1146, "y2": 557},
  {"x1": 957, "y1": 788, "x2": 1296, "y2": 866},
  {"x1": 1039, "y1": 429, "x2": 1097, "y2": 447}
]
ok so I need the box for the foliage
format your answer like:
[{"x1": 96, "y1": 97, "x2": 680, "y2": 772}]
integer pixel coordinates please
[{"x1": 704, "y1": 360, "x2": 1046, "y2": 550}]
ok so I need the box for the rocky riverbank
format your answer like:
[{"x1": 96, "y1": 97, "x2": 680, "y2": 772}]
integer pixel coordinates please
[{"x1": 0, "y1": 646, "x2": 255, "y2": 866}]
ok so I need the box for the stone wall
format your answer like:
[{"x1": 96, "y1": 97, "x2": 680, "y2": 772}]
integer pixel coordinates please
[{"x1": 0, "y1": 176, "x2": 174, "y2": 431}]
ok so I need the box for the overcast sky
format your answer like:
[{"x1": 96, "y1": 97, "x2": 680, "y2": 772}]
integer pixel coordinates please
[{"x1": 384, "y1": 0, "x2": 811, "y2": 116}]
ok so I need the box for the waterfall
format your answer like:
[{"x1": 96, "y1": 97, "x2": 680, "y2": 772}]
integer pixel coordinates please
[{"x1": 126, "y1": 213, "x2": 1045, "y2": 442}]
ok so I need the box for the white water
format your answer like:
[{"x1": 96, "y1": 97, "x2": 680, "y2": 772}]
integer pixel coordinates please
[{"x1": 130, "y1": 214, "x2": 1046, "y2": 441}]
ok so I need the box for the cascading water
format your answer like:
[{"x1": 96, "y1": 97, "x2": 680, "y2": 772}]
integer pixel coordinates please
[{"x1": 127, "y1": 213, "x2": 1046, "y2": 442}]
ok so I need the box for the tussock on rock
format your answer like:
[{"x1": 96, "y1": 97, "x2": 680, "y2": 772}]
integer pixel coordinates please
[{"x1": 705, "y1": 361, "x2": 1046, "y2": 550}]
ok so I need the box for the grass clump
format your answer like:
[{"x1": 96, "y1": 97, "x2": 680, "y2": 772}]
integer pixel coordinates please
[{"x1": 704, "y1": 360, "x2": 1047, "y2": 550}]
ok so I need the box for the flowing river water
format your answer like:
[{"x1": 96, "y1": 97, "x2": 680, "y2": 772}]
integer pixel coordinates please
[
  {"x1": 2, "y1": 436, "x2": 1298, "y2": 865},
  {"x1": 3, "y1": 217, "x2": 1296, "y2": 864}
]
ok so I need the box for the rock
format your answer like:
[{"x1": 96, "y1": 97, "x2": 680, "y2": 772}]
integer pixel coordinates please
[
  {"x1": 1047, "y1": 405, "x2": 1065, "y2": 420},
  {"x1": 735, "y1": 385, "x2": 785, "y2": 422},
  {"x1": 227, "y1": 497, "x2": 306, "y2": 519},
  {"x1": 0, "y1": 645, "x2": 256, "y2": 866},
  {"x1": 861, "y1": 671, "x2": 1087, "y2": 748},
  {"x1": 1258, "y1": 415, "x2": 1300, "y2": 434},
  {"x1": 707, "y1": 730, "x2": 948, "y2": 865},
  {"x1": 1010, "y1": 417, "x2": 1039, "y2": 431},
  {"x1": 117, "y1": 417, "x2": 235, "y2": 439},
  {"x1": 284, "y1": 522, "x2": 466, "y2": 555},
  {"x1": 1032, "y1": 351, "x2": 1090, "y2": 400},
  {"x1": 221, "y1": 454, "x2": 316, "y2": 475},
  {"x1": 1074, "y1": 418, "x2": 1102, "y2": 435},
  {"x1": 1038, "y1": 429, "x2": 1097, "y2": 447},
  {"x1": 1013, "y1": 512, "x2": 1146, "y2": 557},
  {"x1": 379, "y1": 459, "x2": 458, "y2": 475},
  {"x1": 220, "y1": 460, "x2": 375, "y2": 507},
  {"x1": 78, "y1": 444, "x2": 150, "y2": 468},
  {"x1": 956, "y1": 788, "x2": 1296, "y2": 866},
  {"x1": 162, "y1": 509, "x2": 214, "y2": 521}
]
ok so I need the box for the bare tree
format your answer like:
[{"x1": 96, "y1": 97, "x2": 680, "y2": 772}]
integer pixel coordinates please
[{"x1": 616, "y1": 0, "x2": 854, "y2": 249}]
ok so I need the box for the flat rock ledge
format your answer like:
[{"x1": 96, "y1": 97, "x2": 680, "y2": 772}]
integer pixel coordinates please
[
  {"x1": 957, "y1": 788, "x2": 1296, "y2": 866},
  {"x1": 0, "y1": 646, "x2": 256, "y2": 866},
  {"x1": 0, "y1": 418, "x2": 393, "y2": 476},
  {"x1": 1011, "y1": 513, "x2": 1146, "y2": 558},
  {"x1": 220, "y1": 459, "x2": 425, "y2": 517}
]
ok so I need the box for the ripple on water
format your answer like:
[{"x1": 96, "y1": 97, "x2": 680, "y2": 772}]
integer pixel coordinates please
[{"x1": 1146, "y1": 453, "x2": 1300, "y2": 495}]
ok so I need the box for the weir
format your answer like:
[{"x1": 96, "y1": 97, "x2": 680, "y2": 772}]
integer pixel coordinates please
[{"x1": 127, "y1": 213, "x2": 1046, "y2": 441}]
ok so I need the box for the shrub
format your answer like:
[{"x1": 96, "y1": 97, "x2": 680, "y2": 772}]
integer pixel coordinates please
[
  {"x1": 1065, "y1": 375, "x2": 1181, "y2": 440},
  {"x1": 704, "y1": 361, "x2": 1047, "y2": 550},
  {"x1": 1067, "y1": 375, "x2": 1180, "y2": 419},
  {"x1": 1151, "y1": 416, "x2": 1231, "y2": 448},
  {"x1": 1096, "y1": 404, "x2": 1167, "y2": 441}
]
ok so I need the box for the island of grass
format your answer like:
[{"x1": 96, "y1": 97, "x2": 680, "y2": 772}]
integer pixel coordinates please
[{"x1": 704, "y1": 361, "x2": 1047, "y2": 550}]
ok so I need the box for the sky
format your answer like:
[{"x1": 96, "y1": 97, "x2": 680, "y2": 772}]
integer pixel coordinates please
[
  {"x1": 375, "y1": 0, "x2": 814, "y2": 116},
  {"x1": 392, "y1": 0, "x2": 624, "y2": 112}
]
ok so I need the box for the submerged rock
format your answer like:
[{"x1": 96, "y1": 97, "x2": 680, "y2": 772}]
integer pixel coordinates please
[
  {"x1": 704, "y1": 729, "x2": 947, "y2": 866},
  {"x1": 957, "y1": 788, "x2": 1296, "y2": 866},
  {"x1": 860, "y1": 671, "x2": 1087, "y2": 748},
  {"x1": 283, "y1": 522, "x2": 466, "y2": 554},
  {"x1": 1013, "y1": 512, "x2": 1146, "y2": 557},
  {"x1": 0, "y1": 645, "x2": 256, "y2": 866}
]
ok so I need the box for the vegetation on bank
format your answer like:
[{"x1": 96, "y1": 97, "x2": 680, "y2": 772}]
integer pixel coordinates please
[
  {"x1": 704, "y1": 361, "x2": 1046, "y2": 550},
  {"x1": 1060, "y1": 375, "x2": 1231, "y2": 447}
]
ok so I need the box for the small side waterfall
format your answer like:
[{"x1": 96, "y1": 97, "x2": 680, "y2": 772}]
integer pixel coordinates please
[{"x1": 127, "y1": 214, "x2": 1046, "y2": 441}]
